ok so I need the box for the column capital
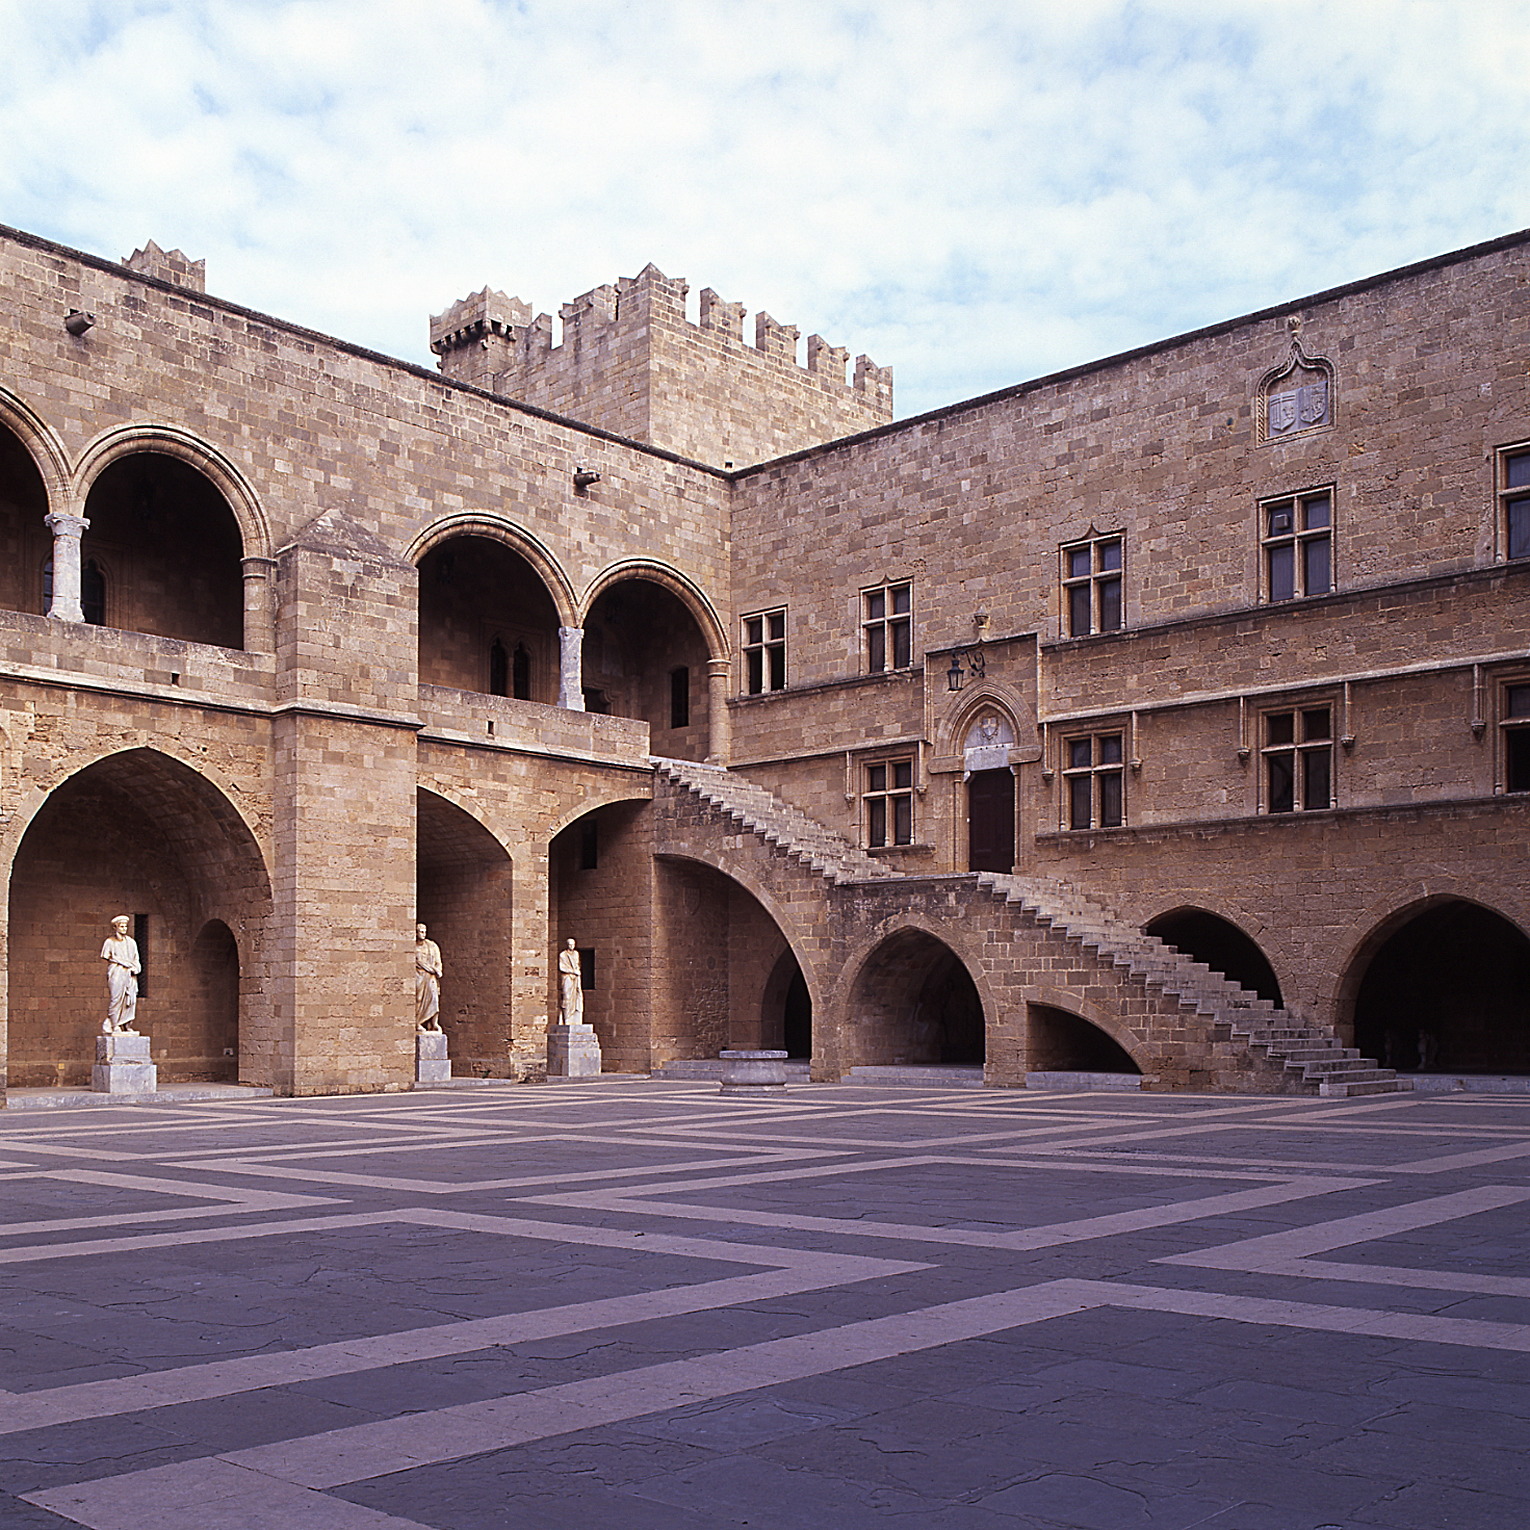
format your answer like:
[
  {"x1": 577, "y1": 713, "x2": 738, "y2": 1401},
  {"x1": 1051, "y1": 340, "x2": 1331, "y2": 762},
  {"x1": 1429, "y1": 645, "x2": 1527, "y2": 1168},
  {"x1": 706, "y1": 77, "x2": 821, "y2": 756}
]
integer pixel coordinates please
[
  {"x1": 705, "y1": 656, "x2": 732, "y2": 678},
  {"x1": 44, "y1": 512, "x2": 89, "y2": 538}
]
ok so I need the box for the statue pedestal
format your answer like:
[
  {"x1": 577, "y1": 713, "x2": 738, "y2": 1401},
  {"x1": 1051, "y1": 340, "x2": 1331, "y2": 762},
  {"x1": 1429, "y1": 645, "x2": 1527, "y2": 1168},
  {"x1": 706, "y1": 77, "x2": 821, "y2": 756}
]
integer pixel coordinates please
[
  {"x1": 416, "y1": 1030, "x2": 452, "y2": 1084},
  {"x1": 92, "y1": 1032, "x2": 158, "y2": 1096},
  {"x1": 547, "y1": 1024, "x2": 602, "y2": 1078},
  {"x1": 719, "y1": 1049, "x2": 789, "y2": 1095}
]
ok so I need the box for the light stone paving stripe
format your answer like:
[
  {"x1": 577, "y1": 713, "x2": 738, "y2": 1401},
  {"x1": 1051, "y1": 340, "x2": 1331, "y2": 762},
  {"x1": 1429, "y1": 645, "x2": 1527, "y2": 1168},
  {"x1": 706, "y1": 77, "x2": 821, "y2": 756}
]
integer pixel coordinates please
[
  {"x1": 1390, "y1": 1141, "x2": 1530, "y2": 1173},
  {"x1": 1159, "y1": 1184, "x2": 1530, "y2": 1267},
  {"x1": 33, "y1": 1267, "x2": 1530, "y2": 1530},
  {"x1": 528, "y1": 1176, "x2": 1379, "y2": 1249},
  {"x1": 0, "y1": 1252, "x2": 924, "y2": 1435}
]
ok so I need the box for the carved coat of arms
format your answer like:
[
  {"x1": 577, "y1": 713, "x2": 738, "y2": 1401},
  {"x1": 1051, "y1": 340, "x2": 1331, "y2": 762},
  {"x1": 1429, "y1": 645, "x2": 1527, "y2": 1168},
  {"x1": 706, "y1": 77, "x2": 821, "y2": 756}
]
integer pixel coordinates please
[{"x1": 1267, "y1": 378, "x2": 1328, "y2": 435}]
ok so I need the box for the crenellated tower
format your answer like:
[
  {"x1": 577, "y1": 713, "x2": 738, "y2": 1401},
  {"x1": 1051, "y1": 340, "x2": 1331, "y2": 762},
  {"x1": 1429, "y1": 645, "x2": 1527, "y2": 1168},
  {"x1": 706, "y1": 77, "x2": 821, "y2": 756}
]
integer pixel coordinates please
[{"x1": 429, "y1": 264, "x2": 892, "y2": 468}]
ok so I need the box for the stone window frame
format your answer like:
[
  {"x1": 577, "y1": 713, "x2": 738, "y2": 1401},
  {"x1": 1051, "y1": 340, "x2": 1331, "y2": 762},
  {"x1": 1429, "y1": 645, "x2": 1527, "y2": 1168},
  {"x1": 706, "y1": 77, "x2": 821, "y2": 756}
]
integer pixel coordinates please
[
  {"x1": 1495, "y1": 441, "x2": 1530, "y2": 563},
  {"x1": 742, "y1": 607, "x2": 787, "y2": 694},
  {"x1": 1260, "y1": 486, "x2": 1334, "y2": 604},
  {"x1": 862, "y1": 580, "x2": 913, "y2": 674},
  {"x1": 1060, "y1": 726, "x2": 1126, "y2": 831},
  {"x1": 1060, "y1": 530, "x2": 1125, "y2": 637},
  {"x1": 863, "y1": 755, "x2": 915, "y2": 848},
  {"x1": 1499, "y1": 676, "x2": 1530, "y2": 795},
  {"x1": 1259, "y1": 698, "x2": 1336, "y2": 814}
]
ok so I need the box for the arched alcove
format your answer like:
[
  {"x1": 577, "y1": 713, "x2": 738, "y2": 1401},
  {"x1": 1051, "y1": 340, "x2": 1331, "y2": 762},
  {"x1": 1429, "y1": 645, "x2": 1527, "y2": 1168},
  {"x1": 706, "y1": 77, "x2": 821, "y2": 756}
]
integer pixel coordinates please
[
  {"x1": 416, "y1": 790, "x2": 515, "y2": 1076},
  {"x1": 417, "y1": 534, "x2": 561, "y2": 701},
  {"x1": 582, "y1": 577, "x2": 712, "y2": 761},
  {"x1": 762, "y1": 948, "x2": 813, "y2": 1059},
  {"x1": 849, "y1": 929, "x2": 985, "y2": 1067},
  {"x1": 1349, "y1": 900, "x2": 1530, "y2": 1073},
  {"x1": 1145, "y1": 907, "x2": 1283, "y2": 1006},
  {"x1": 0, "y1": 419, "x2": 49, "y2": 617},
  {"x1": 6, "y1": 749, "x2": 271, "y2": 1087},
  {"x1": 81, "y1": 454, "x2": 245, "y2": 648},
  {"x1": 1027, "y1": 1003, "x2": 1141, "y2": 1074}
]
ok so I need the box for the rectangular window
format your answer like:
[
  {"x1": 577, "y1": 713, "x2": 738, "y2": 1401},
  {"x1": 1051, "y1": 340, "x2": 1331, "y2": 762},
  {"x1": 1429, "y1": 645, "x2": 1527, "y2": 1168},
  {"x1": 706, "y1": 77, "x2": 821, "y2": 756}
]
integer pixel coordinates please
[
  {"x1": 1498, "y1": 446, "x2": 1530, "y2": 561},
  {"x1": 669, "y1": 666, "x2": 690, "y2": 728},
  {"x1": 1262, "y1": 490, "x2": 1332, "y2": 601},
  {"x1": 1503, "y1": 683, "x2": 1530, "y2": 793},
  {"x1": 863, "y1": 583, "x2": 912, "y2": 673},
  {"x1": 578, "y1": 947, "x2": 596, "y2": 990},
  {"x1": 1061, "y1": 535, "x2": 1124, "y2": 637},
  {"x1": 865, "y1": 758, "x2": 914, "y2": 847},
  {"x1": 743, "y1": 608, "x2": 786, "y2": 693},
  {"x1": 1262, "y1": 705, "x2": 1332, "y2": 812},
  {"x1": 1061, "y1": 732, "x2": 1124, "y2": 829}
]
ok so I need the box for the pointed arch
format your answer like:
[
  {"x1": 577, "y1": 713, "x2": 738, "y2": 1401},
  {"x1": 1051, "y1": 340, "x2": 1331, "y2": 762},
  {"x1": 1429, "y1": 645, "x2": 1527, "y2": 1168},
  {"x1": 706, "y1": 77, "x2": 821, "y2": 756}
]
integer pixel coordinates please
[
  {"x1": 407, "y1": 512, "x2": 578, "y2": 629},
  {"x1": 581, "y1": 559, "x2": 729, "y2": 660},
  {"x1": 72, "y1": 424, "x2": 272, "y2": 560}
]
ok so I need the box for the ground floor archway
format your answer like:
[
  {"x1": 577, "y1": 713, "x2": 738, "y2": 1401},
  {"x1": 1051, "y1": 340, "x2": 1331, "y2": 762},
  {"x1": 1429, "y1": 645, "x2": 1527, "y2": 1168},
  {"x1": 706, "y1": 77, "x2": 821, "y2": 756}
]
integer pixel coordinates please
[
  {"x1": 416, "y1": 790, "x2": 514, "y2": 1077},
  {"x1": 1350, "y1": 899, "x2": 1530, "y2": 1073},
  {"x1": 1027, "y1": 1003, "x2": 1141, "y2": 1075},
  {"x1": 847, "y1": 929, "x2": 985, "y2": 1068},
  {"x1": 6, "y1": 749, "x2": 270, "y2": 1087},
  {"x1": 1145, "y1": 907, "x2": 1283, "y2": 1006},
  {"x1": 762, "y1": 948, "x2": 813, "y2": 1059}
]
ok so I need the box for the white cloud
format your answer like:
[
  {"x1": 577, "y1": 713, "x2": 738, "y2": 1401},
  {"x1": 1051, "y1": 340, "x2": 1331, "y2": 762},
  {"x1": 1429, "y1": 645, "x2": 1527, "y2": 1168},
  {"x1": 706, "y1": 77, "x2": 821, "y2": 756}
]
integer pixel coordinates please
[{"x1": 2, "y1": 0, "x2": 1529, "y2": 415}]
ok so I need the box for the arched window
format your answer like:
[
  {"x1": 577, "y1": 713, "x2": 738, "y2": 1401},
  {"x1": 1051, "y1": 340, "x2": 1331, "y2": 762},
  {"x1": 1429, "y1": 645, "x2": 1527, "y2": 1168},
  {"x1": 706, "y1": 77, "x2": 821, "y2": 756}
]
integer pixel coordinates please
[
  {"x1": 513, "y1": 641, "x2": 532, "y2": 701},
  {"x1": 489, "y1": 637, "x2": 508, "y2": 697}
]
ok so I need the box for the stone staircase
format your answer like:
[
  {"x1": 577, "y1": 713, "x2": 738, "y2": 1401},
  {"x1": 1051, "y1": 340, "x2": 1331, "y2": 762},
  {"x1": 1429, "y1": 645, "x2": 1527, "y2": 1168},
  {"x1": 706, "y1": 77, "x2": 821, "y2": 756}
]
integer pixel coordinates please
[
  {"x1": 655, "y1": 759, "x2": 1404, "y2": 1098},
  {"x1": 975, "y1": 873, "x2": 1405, "y2": 1098},
  {"x1": 654, "y1": 757, "x2": 896, "y2": 884}
]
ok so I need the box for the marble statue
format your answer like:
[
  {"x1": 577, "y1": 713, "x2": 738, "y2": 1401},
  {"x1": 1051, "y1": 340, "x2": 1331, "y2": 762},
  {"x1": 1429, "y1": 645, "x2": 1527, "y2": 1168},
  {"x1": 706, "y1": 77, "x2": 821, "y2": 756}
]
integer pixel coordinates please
[
  {"x1": 557, "y1": 938, "x2": 584, "y2": 1024},
  {"x1": 100, "y1": 915, "x2": 142, "y2": 1034},
  {"x1": 415, "y1": 923, "x2": 443, "y2": 1031}
]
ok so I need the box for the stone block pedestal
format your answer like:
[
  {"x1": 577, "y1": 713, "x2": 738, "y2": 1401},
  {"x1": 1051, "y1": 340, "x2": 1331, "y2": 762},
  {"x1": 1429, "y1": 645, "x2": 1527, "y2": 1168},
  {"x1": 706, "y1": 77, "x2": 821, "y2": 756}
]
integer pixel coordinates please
[
  {"x1": 92, "y1": 1032, "x2": 158, "y2": 1096},
  {"x1": 548, "y1": 1024, "x2": 602, "y2": 1077},
  {"x1": 719, "y1": 1049, "x2": 789, "y2": 1094},
  {"x1": 416, "y1": 1030, "x2": 452, "y2": 1084}
]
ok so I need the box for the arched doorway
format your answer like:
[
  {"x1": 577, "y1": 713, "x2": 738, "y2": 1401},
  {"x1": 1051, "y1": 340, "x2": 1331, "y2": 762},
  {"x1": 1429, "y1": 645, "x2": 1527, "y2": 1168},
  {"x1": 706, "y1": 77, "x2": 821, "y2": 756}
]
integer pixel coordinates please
[
  {"x1": 416, "y1": 791, "x2": 515, "y2": 1077},
  {"x1": 80, "y1": 454, "x2": 245, "y2": 648},
  {"x1": 762, "y1": 948, "x2": 813, "y2": 1059},
  {"x1": 1349, "y1": 900, "x2": 1530, "y2": 1073},
  {"x1": 6, "y1": 750, "x2": 271, "y2": 1087},
  {"x1": 417, "y1": 534, "x2": 561, "y2": 701},
  {"x1": 1027, "y1": 1004, "x2": 1141, "y2": 1075},
  {"x1": 0, "y1": 419, "x2": 49, "y2": 617},
  {"x1": 848, "y1": 929, "x2": 985, "y2": 1068},
  {"x1": 961, "y1": 710, "x2": 1017, "y2": 872},
  {"x1": 1145, "y1": 907, "x2": 1283, "y2": 1006},
  {"x1": 582, "y1": 577, "x2": 712, "y2": 761}
]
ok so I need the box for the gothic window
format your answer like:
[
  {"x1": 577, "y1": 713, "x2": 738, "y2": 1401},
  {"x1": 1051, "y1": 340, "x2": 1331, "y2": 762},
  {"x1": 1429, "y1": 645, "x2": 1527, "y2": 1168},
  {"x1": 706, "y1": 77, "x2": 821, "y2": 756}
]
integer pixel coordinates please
[
  {"x1": 863, "y1": 582, "x2": 912, "y2": 673},
  {"x1": 1061, "y1": 533, "x2": 1123, "y2": 636},
  {"x1": 1062, "y1": 732, "x2": 1124, "y2": 829},
  {"x1": 864, "y1": 758, "x2": 914, "y2": 847},
  {"x1": 488, "y1": 637, "x2": 508, "y2": 697},
  {"x1": 1263, "y1": 705, "x2": 1332, "y2": 813},
  {"x1": 1262, "y1": 490, "x2": 1332, "y2": 602},
  {"x1": 512, "y1": 641, "x2": 531, "y2": 701},
  {"x1": 743, "y1": 608, "x2": 786, "y2": 693}
]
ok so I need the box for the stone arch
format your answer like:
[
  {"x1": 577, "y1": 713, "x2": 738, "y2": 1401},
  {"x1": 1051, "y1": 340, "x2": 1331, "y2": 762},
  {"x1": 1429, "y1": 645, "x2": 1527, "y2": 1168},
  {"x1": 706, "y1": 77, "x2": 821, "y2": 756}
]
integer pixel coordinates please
[
  {"x1": 841, "y1": 924, "x2": 987, "y2": 1071},
  {"x1": 0, "y1": 397, "x2": 60, "y2": 620},
  {"x1": 762, "y1": 946, "x2": 812, "y2": 1059},
  {"x1": 73, "y1": 438, "x2": 253, "y2": 649},
  {"x1": 0, "y1": 384, "x2": 70, "y2": 509},
  {"x1": 407, "y1": 513, "x2": 578, "y2": 630},
  {"x1": 72, "y1": 425, "x2": 271, "y2": 560},
  {"x1": 5, "y1": 747, "x2": 273, "y2": 1089},
  {"x1": 1024, "y1": 994, "x2": 1143, "y2": 1077},
  {"x1": 581, "y1": 560, "x2": 728, "y2": 660},
  {"x1": 1144, "y1": 905, "x2": 1284, "y2": 1006},
  {"x1": 1340, "y1": 895, "x2": 1530, "y2": 1074},
  {"x1": 935, "y1": 684, "x2": 1032, "y2": 760},
  {"x1": 1255, "y1": 339, "x2": 1335, "y2": 444},
  {"x1": 416, "y1": 788, "x2": 516, "y2": 1076},
  {"x1": 580, "y1": 567, "x2": 724, "y2": 760}
]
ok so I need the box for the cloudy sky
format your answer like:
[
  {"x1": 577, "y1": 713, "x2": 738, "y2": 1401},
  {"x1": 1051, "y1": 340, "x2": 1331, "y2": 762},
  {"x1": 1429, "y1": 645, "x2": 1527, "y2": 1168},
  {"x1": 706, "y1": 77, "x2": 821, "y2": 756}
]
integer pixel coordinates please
[{"x1": 3, "y1": 0, "x2": 1529, "y2": 417}]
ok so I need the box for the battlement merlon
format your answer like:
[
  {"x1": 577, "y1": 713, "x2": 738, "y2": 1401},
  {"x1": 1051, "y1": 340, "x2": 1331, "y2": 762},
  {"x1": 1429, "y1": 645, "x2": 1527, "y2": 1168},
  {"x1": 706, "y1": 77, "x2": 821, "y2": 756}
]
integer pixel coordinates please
[
  {"x1": 429, "y1": 288, "x2": 533, "y2": 354},
  {"x1": 123, "y1": 240, "x2": 206, "y2": 293},
  {"x1": 854, "y1": 355, "x2": 894, "y2": 413}
]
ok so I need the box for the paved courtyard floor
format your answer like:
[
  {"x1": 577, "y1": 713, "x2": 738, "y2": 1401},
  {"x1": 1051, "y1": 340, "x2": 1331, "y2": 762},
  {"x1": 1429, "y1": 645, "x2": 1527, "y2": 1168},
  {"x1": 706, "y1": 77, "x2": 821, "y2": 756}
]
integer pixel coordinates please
[{"x1": 1, "y1": 1081, "x2": 1529, "y2": 1529}]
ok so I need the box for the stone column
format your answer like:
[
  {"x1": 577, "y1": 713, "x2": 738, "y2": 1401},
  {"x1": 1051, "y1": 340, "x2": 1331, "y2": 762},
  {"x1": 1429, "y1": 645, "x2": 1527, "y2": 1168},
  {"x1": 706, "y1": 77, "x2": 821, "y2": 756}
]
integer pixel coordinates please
[
  {"x1": 44, "y1": 513, "x2": 90, "y2": 622},
  {"x1": 706, "y1": 657, "x2": 732, "y2": 765},
  {"x1": 241, "y1": 555, "x2": 277, "y2": 653},
  {"x1": 558, "y1": 626, "x2": 585, "y2": 710}
]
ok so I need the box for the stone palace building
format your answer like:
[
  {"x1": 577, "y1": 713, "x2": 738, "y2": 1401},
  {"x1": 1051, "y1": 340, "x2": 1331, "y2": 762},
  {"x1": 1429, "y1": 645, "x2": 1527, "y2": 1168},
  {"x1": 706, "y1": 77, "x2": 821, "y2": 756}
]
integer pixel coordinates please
[{"x1": 2, "y1": 221, "x2": 1527, "y2": 1103}]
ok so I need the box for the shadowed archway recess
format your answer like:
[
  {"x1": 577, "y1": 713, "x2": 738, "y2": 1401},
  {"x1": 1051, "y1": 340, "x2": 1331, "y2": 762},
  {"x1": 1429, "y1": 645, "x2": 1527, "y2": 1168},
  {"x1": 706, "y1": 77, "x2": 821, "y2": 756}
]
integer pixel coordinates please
[
  {"x1": 415, "y1": 790, "x2": 515, "y2": 1077},
  {"x1": 0, "y1": 418, "x2": 49, "y2": 618},
  {"x1": 1027, "y1": 1004, "x2": 1141, "y2": 1075},
  {"x1": 848, "y1": 929, "x2": 985, "y2": 1068},
  {"x1": 1351, "y1": 899, "x2": 1530, "y2": 1074},
  {"x1": 6, "y1": 749, "x2": 271, "y2": 1087},
  {"x1": 1145, "y1": 907, "x2": 1283, "y2": 1007}
]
